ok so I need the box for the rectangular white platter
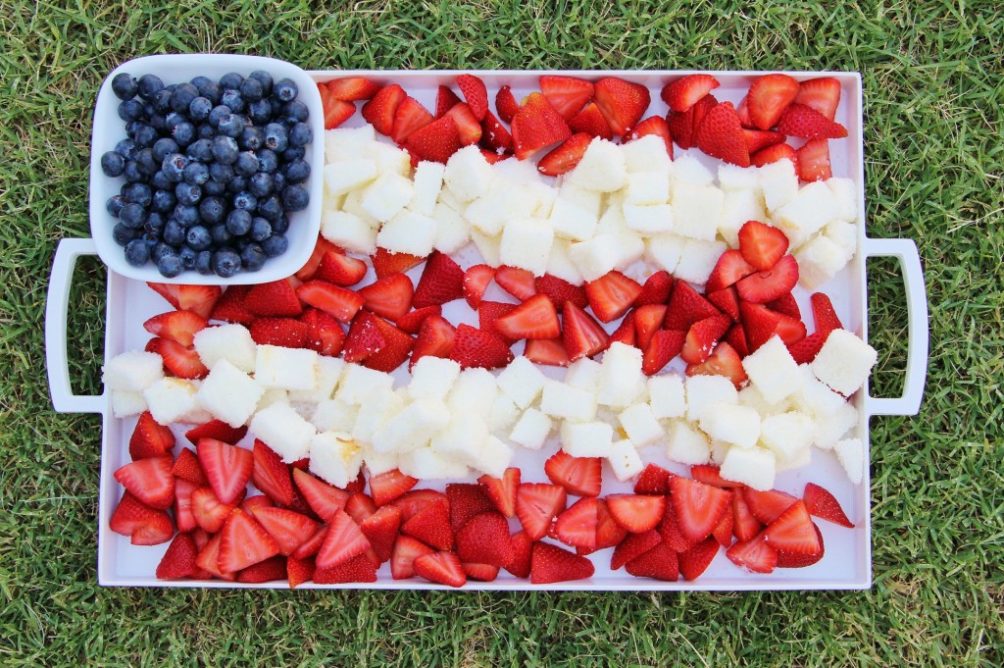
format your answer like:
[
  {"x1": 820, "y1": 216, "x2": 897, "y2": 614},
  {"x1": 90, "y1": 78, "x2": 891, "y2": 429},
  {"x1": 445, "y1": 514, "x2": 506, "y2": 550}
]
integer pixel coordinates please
[{"x1": 47, "y1": 69, "x2": 928, "y2": 590}]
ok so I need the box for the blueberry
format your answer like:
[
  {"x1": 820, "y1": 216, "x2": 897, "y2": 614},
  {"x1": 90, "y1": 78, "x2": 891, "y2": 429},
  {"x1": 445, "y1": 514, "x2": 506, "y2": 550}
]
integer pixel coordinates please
[
  {"x1": 220, "y1": 72, "x2": 244, "y2": 90},
  {"x1": 111, "y1": 73, "x2": 138, "y2": 100},
  {"x1": 235, "y1": 151, "x2": 259, "y2": 176},
  {"x1": 157, "y1": 251, "x2": 184, "y2": 277},
  {"x1": 209, "y1": 163, "x2": 234, "y2": 183},
  {"x1": 106, "y1": 195, "x2": 126, "y2": 217},
  {"x1": 249, "y1": 172, "x2": 274, "y2": 197},
  {"x1": 164, "y1": 112, "x2": 186, "y2": 130},
  {"x1": 282, "y1": 146, "x2": 305, "y2": 162},
  {"x1": 198, "y1": 196, "x2": 226, "y2": 224},
  {"x1": 192, "y1": 77, "x2": 220, "y2": 104},
  {"x1": 114, "y1": 138, "x2": 137, "y2": 159},
  {"x1": 258, "y1": 195, "x2": 283, "y2": 221},
  {"x1": 262, "y1": 234, "x2": 288, "y2": 257},
  {"x1": 186, "y1": 138, "x2": 214, "y2": 162},
  {"x1": 257, "y1": 149, "x2": 278, "y2": 173},
  {"x1": 122, "y1": 182, "x2": 152, "y2": 207},
  {"x1": 239, "y1": 76, "x2": 264, "y2": 102},
  {"x1": 152, "y1": 137, "x2": 180, "y2": 163},
  {"x1": 171, "y1": 122, "x2": 196, "y2": 147},
  {"x1": 226, "y1": 175, "x2": 248, "y2": 194},
  {"x1": 136, "y1": 148, "x2": 158, "y2": 174},
  {"x1": 101, "y1": 151, "x2": 126, "y2": 177},
  {"x1": 161, "y1": 153, "x2": 188, "y2": 182},
  {"x1": 170, "y1": 83, "x2": 198, "y2": 113},
  {"x1": 217, "y1": 113, "x2": 245, "y2": 138},
  {"x1": 226, "y1": 208, "x2": 252, "y2": 236},
  {"x1": 113, "y1": 222, "x2": 137, "y2": 246},
  {"x1": 212, "y1": 248, "x2": 241, "y2": 277},
  {"x1": 240, "y1": 243, "x2": 267, "y2": 271},
  {"x1": 211, "y1": 135, "x2": 239, "y2": 164},
  {"x1": 145, "y1": 212, "x2": 165, "y2": 234},
  {"x1": 174, "y1": 204, "x2": 200, "y2": 227},
  {"x1": 284, "y1": 160, "x2": 310, "y2": 184},
  {"x1": 211, "y1": 224, "x2": 231, "y2": 245},
  {"x1": 248, "y1": 98, "x2": 273, "y2": 125},
  {"x1": 234, "y1": 237, "x2": 251, "y2": 253},
  {"x1": 238, "y1": 126, "x2": 264, "y2": 151},
  {"x1": 233, "y1": 191, "x2": 257, "y2": 211},
  {"x1": 121, "y1": 161, "x2": 143, "y2": 183},
  {"x1": 124, "y1": 238, "x2": 150, "y2": 266},
  {"x1": 220, "y1": 89, "x2": 245, "y2": 113},
  {"x1": 188, "y1": 96, "x2": 213, "y2": 121},
  {"x1": 195, "y1": 250, "x2": 213, "y2": 274},
  {"x1": 132, "y1": 123, "x2": 158, "y2": 148},
  {"x1": 273, "y1": 78, "x2": 298, "y2": 102},
  {"x1": 282, "y1": 185, "x2": 309, "y2": 211},
  {"x1": 175, "y1": 182, "x2": 202, "y2": 206},
  {"x1": 185, "y1": 225, "x2": 212, "y2": 251},
  {"x1": 119, "y1": 202, "x2": 147, "y2": 228},
  {"x1": 272, "y1": 172, "x2": 286, "y2": 193},
  {"x1": 197, "y1": 123, "x2": 216, "y2": 139},
  {"x1": 135, "y1": 73, "x2": 163, "y2": 100},
  {"x1": 151, "y1": 170, "x2": 173, "y2": 191},
  {"x1": 282, "y1": 100, "x2": 309, "y2": 123},
  {"x1": 203, "y1": 179, "x2": 226, "y2": 196},
  {"x1": 180, "y1": 246, "x2": 198, "y2": 270},
  {"x1": 288, "y1": 122, "x2": 312, "y2": 147},
  {"x1": 249, "y1": 70, "x2": 273, "y2": 95},
  {"x1": 152, "y1": 88, "x2": 173, "y2": 114},
  {"x1": 263, "y1": 122, "x2": 288, "y2": 152},
  {"x1": 183, "y1": 161, "x2": 210, "y2": 185},
  {"x1": 151, "y1": 189, "x2": 176, "y2": 213},
  {"x1": 271, "y1": 213, "x2": 290, "y2": 234},
  {"x1": 163, "y1": 219, "x2": 186, "y2": 245},
  {"x1": 208, "y1": 105, "x2": 232, "y2": 127},
  {"x1": 250, "y1": 217, "x2": 272, "y2": 242},
  {"x1": 148, "y1": 112, "x2": 167, "y2": 132}
]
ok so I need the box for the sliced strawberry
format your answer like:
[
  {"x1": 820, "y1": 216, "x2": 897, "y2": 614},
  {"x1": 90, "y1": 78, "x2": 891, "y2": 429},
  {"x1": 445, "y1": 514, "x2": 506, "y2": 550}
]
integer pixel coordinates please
[
  {"x1": 625, "y1": 541, "x2": 679, "y2": 581},
  {"x1": 544, "y1": 451, "x2": 601, "y2": 497},
  {"x1": 738, "y1": 220, "x2": 790, "y2": 271},
  {"x1": 316, "y1": 250, "x2": 367, "y2": 287},
  {"x1": 391, "y1": 96, "x2": 434, "y2": 144},
  {"x1": 777, "y1": 104, "x2": 848, "y2": 139},
  {"x1": 530, "y1": 542, "x2": 594, "y2": 584},
  {"x1": 634, "y1": 464, "x2": 672, "y2": 495},
  {"x1": 401, "y1": 499, "x2": 452, "y2": 551},
  {"x1": 145, "y1": 337, "x2": 206, "y2": 379},
  {"x1": 314, "y1": 552, "x2": 378, "y2": 583},
  {"x1": 357, "y1": 273, "x2": 413, "y2": 321},
  {"x1": 293, "y1": 468, "x2": 349, "y2": 521},
  {"x1": 326, "y1": 77, "x2": 380, "y2": 102},
  {"x1": 686, "y1": 341, "x2": 748, "y2": 388},
  {"x1": 593, "y1": 76, "x2": 650, "y2": 135},
  {"x1": 300, "y1": 308, "x2": 345, "y2": 357},
  {"x1": 217, "y1": 508, "x2": 280, "y2": 573},
  {"x1": 594, "y1": 498, "x2": 627, "y2": 551},
  {"x1": 515, "y1": 483, "x2": 567, "y2": 541},
  {"x1": 707, "y1": 249, "x2": 757, "y2": 292},
  {"x1": 511, "y1": 92, "x2": 571, "y2": 160},
  {"x1": 456, "y1": 74, "x2": 489, "y2": 120},
  {"x1": 609, "y1": 316, "x2": 636, "y2": 348},
  {"x1": 562, "y1": 301, "x2": 611, "y2": 361},
  {"x1": 444, "y1": 102, "x2": 483, "y2": 145},
  {"x1": 249, "y1": 317, "x2": 309, "y2": 348},
  {"x1": 435, "y1": 85, "x2": 462, "y2": 118},
  {"x1": 795, "y1": 77, "x2": 841, "y2": 120},
  {"x1": 632, "y1": 305, "x2": 666, "y2": 351},
  {"x1": 414, "y1": 551, "x2": 466, "y2": 587},
  {"x1": 642, "y1": 329, "x2": 686, "y2": 376},
  {"x1": 191, "y1": 486, "x2": 235, "y2": 533},
  {"x1": 146, "y1": 282, "x2": 180, "y2": 309},
  {"x1": 114, "y1": 456, "x2": 174, "y2": 510},
  {"x1": 796, "y1": 138, "x2": 832, "y2": 181},
  {"x1": 568, "y1": 101, "x2": 612, "y2": 139},
  {"x1": 315, "y1": 509, "x2": 370, "y2": 570},
  {"x1": 736, "y1": 254, "x2": 799, "y2": 304},
  {"x1": 663, "y1": 280, "x2": 721, "y2": 330},
  {"x1": 533, "y1": 274, "x2": 586, "y2": 310},
  {"x1": 585, "y1": 271, "x2": 642, "y2": 322},
  {"x1": 296, "y1": 280, "x2": 364, "y2": 322},
  {"x1": 747, "y1": 73, "x2": 799, "y2": 130},
  {"x1": 342, "y1": 311, "x2": 386, "y2": 363},
  {"x1": 359, "y1": 504, "x2": 402, "y2": 562},
  {"x1": 607, "y1": 494, "x2": 667, "y2": 533},
  {"x1": 706, "y1": 287, "x2": 740, "y2": 322},
  {"x1": 659, "y1": 500, "x2": 699, "y2": 553},
  {"x1": 477, "y1": 467, "x2": 520, "y2": 518},
  {"x1": 390, "y1": 534, "x2": 435, "y2": 579},
  {"x1": 481, "y1": 110, "x2": 513, "y2": 153},
  {"x1": 392, "y1": 490, "x2": 450, "y2": 522},
  {"x1": 695, "y1": 101, "x2": 750, "y2": 167},
  {"x1": 395, "y1": 305, "x2": 441, "y2": 335},
  {"x1": 130, "y1": 516, "x2": 176, "y2": 550},
  {"x1": 209, "y1": 285, "x2": 254, "y2": 324},
  {"x1": 362, "y1": 83, "x2": 405, "y2": 135},
  {"x1": 803, "y1": 482, "x2": 854, "y2": 528},
  {"x1": 344, "y1": 492, "x2": 378, "y2": 525},
  {"x1": 130, "y1": 411, "x2": 174, "y2": 460},
  {"x1": 810, "y1": 293, "x2": 842, "y2": 334},
  {"x1": 462, "y1": 561, "x2": 500, "y2": 581},
  {"x1": 494, "y1": 294, "x2": 560, "y2": 340},
  {"x1": 286, "y1": 555, "x2": 315, "y2": 588},
  {"x1": 743, "y1": 128, "x2": 786, "y2": 154},
  {"x1": 172, "y1": 448, "x2": 206, "y2": 487},
  {"x1": 456, "y1": 511, "x2": 513, "y2": 567},
  {"x1": 539, "y1": 75, "x2": 594, "y2": 120},
  {"x1": 679, "y1": 537, "x2": 720, "y2": 581},
  {"x1": 500, "y1": 530, "x2": 531, "y2": 578},
  {"x1": 413, "y1": 251, "x2": 464, "y2": 308},
  {"x1": 741, "y1": 302, "x2": 807, "y2": 350},
  {"x1": 196, "y1": 438, "x2": 252, "y2": 505},
  {"x1": 292, "y1": 525, "x2": 328, "y2": 559},
  {"x1": 372, "y1": 248, "x2": 423, "y2": 278},
  {"x1": 359, "y1": 314, "x2": 411, "y2": 372},
  {"x1": 787, "y1": 331, "x2": 826, "y2": 363},
  {"x1": 712, "y1": 503, "x2": 735, "y2": 546},
  {"x1": 481, "y1": 302, "x2": 518, "y2": 338},
  {"x1": 110, "y1": 491, "x2": 173, "y2": 544},
  {"x1": 670, "y1": 476, "x2": 732, "y2": 542},
  {"x1": 495, "y1": 265, "x2": 537, "y2": 301},
  {"x1": 667, "y1": 93, "x2": 717, "y2": 150},
  {"x1": 462, "y1": 264, "x2": 495, "y2": 308},
  {"x1": 736, "y1": 94, "x2": 753, "y2": 126},
  {"x1": 688, "y1": 465, "x2": 742, "y2": 489},
  {"x1": 235, "y1": 555, "x2": 287, "y2": 583},
  {"x1": 244, "y1": 279, "x2": 302, "y2": 317},
  {"x1": 681, "y1": 314, "x2": 731, "y2": 364},
  {"x1": 537, "y1": 132, "x2": 591, "y2": 176},
  {"x1": 156, "y1": 532, "x2": 198, "y2": 579},
  {"x1": 624, "y1": 115, "x2": 673, "y2": 158},
  {"x1": 405, "y1": 113, "x2": 462, "y2": 163},
  {"x1": 523, "y1": 337, "x2": 569, "y2": 367},
  {"x1": 446, "y1": 483, "x2": 495, "y2": 532},
  {"x1": 611, "y1": 530, "x2": 662, "y2": 570},
  {"x1": 776, "y1": 524, "x2": 825, "y2": 568},
  {"x1": 295, "y1": 236, "x2": 340, "y2": 281},
  {"x1": 726, "y1": 533, "x2": 777, "y2": 573},
  {"x1": 241, "y1": 495, "x2": 272, "y2": 514},
  {"x1": 185, "y1": 419, "x2": 246, "y2": 446},
  {"x1": 495, "y1": 84, "x2": 519, "y2": 123},
  {"x1": 555, "y1": 497, "x2": 603, "y2": 551},
  {"x1": 752, "y1": 142, "x2": 798, "y2": 167},
  {"x1": 411, "y1": 314, "x2": 456, "y2": 367},
  {"x1": 763, "y1": 500, "x2": 823, "y2": 559},
  {"x1": 661, "y1": 74, "x2": 720, "y2": 112},
  {"x1": 252, "y1": 506, "x2": 319, "y2": 556},
  {"x1": 631, "y1": 272, "x2": 672, "y2": 308},
  {"x1": 143, "y1": 311, "x2": 206, "y2": 347},
  {"x1": 743, "y1": 488, "x2": 799, "y2": 525},
  {"x1": 173, "y1": 284, "x2": 222, "y2": 319},
  {"x1": 732, "y1": 491, "x2": 762, "y2": 542},
  {"x1": 725, "y1": 323, "x2": 749, "y2": 357},
  {"x1": 767, "y1": 292, "x2": 801, "y2": 320},
  {"x1": 450, "y1": 323, "x2": 513, "y2": 370},
  {"x1": 320, "y1": 93, "x2": 354, "y2": 129}
]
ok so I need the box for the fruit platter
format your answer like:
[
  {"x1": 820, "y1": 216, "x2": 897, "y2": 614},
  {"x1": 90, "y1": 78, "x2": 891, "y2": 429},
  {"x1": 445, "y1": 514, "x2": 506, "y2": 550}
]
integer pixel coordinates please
[{"x1": 47, "y1": 63, "x2": 928, "y2": 590}]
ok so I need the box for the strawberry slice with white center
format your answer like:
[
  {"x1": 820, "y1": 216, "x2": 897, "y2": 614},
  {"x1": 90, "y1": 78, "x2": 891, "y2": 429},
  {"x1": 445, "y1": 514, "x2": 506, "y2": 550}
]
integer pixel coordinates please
[
  {"x1": 554, "y1": 497, "x2": 603, "y2": 552},
  {"x1": 685, "y1": 340, "x2": 748, "y2": 388},
  {"x1": 494, "y1": 265, "x2": 537, "y2": 301},
  {"x1": 524, "y1": 338, "x2": 570, "y2": 367},
  {"x1": 173, "y1": 478, "x2": 198, "y2": 533},
  {"x1": 726, "y1": 533, "x2": 777, "y2": 573},
  {"x1": 316, "y1": 509, "x2": 371, "y2": 570},
  {"x1": 251, "y1": 506, "x2": 320, "y2": 557},
  {"x1": 316, "y1": 249, "x2": 367, "y2": 287},
  {"x1": 796, "y1": 138, "x2": 832, "y2": 181},
  {"x1": 478, "y1": 467, "x2": 520, "y2": 518},
  {"x1": 515, "y1": 483, "x2": 567, "y2": 541},
  {"x1": 593, "y1": 76, "x2": 650, "y2": 135},
  {"x1": 413, "y1": 251, "x2": 464, "y2": 308},
  {"x1": 414, "y1": 551, "x2": 466, "y2": 587},
  {"x1": 544, "y1": 451, "x2": 602, "y2": 497},
  {"x1": 606, "y1": 494, "x2": 667, "y2": 533},
  {"x1": 511, "y1": 92, "x2": 572, "y2": 160},
  {"x1": 762, "y1": 500, "x2": 823, "y2": 564},
  {"x1": 293, "y1": 468, "x2": 349, "y2": 521},
  {"x1": 661, "y1": 74, "x2": 720, "y2": 113},
  {"x1": 191, "y1": 487, "x2": 236, "y2": 533},
  {"x1": 732, "y1": 491, "x2": 762, "y2": 542},
  {"x1": 369, "y1": 469, "x2": 418, "y2": 507},
  {"x1": 537, "y1": 132, "x2": 591, "y2": 176},
  {"x1": 493, "y1": 294, "x2": 560, "y2": 340},
  {"x1": 145, "y1": 337, "x2": 207, "y2": 379},
  {"x1": 585, "y1": 270, "x2": 642, "y2": 322},
  {"x1": 217, "y1": 508, "x2": 280, "y2": 573},
  {"x1": 743, "y1": 488, "x2": 799, "y2": 525},
  {"x1": 706, "y1": 249, "x2": 757, "y2": 292},
  {"x1": 326, "y1": 77, "x2": 380, "y2": 101},
  {"x1": 142, "y1": 310, "x2": 206, "y2": 347},
  {"x1": 297, "y1": 280, "x2": 365, "y2": 322},
  {"x1": 196, "y1": 438, "x2": 252, "y2": 505},
  {"x1": 562, "y1": 301, "x2": 609, "y2": 361},
  {"x1": 681, "y1": 314, "x2": 732, "y2": 365},
  {"x1": 670, "y1": 476, "x2": 732, "y2": 542},
  {"x1": 735, "y1": 254, "x2": 799, "y2": 304},
  {"x1": 462, "y1": 264, "x2": 495, "y2": 308},
  {"x1": 539, "y1": 75, "x2": 594, "y2": 120},
  {"x1": 109, "y1": 491, "x2": 173, "y2": 545},
  {"x1": 358, "y1": 273, "x2": 414, "y2": 321},
  {"x1": 795, "y1": 77, "x2": 841, "y2": 121},
  {"x1": 746, "y1": 73, "x2": 800, "y2": 130},
  {"x1": 530, "y1": 542, "x2": 594, "y2": 584},
  {"x1": 738, "y1": 220, "x2": 790, "y2": 271},
  {"x1": 391, "y1": 534, "x2": 435, "y2": 580},
  {"x1": 803, "y1": 482, "x2": 855, "y2": 528},
  {"x1": 146, "y1": 283, "x2": 221, "y2": 319}
]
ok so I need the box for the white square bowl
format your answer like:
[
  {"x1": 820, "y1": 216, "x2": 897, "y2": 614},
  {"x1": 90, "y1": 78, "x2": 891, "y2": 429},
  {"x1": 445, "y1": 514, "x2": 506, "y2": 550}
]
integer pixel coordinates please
[{"x1": 89, "y1": 54, "x2": 324, "y2": 285}]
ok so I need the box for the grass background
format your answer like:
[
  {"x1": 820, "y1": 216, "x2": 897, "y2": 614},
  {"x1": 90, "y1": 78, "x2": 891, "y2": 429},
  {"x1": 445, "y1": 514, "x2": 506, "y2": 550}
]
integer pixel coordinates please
[{"x1": 1, "y1": 0, "x2": 1002, "y2": 665}]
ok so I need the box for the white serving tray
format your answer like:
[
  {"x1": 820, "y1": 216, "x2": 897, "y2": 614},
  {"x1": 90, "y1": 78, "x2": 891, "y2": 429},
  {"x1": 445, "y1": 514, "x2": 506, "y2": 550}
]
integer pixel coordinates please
[{"x1": 49, "y1": 70, "x2": 928, "y2": 590}]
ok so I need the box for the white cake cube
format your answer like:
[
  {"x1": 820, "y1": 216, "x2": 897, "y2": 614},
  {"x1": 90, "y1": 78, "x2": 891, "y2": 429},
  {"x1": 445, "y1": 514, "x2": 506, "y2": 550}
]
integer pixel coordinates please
[
  {"x1": 564, "y1": 357, "x2": 602, "y2": 392},
  {"x1": 597, "y1": 343, "x2": 647, "y2": 408},
  {"x1": 352, "y1": 388, "x2": 405, "y2": 444},
  {"x1": 775, "y1": 181, "x2": 840, "y2": 246},
  {"x1": 362, "y1": 447, "x2": 399, "y2": 476},
  {"x1": 560, "y1": 421, "x2": 614, "y2": 457},
  {"x1": 341, "y1": 189, "x2": 380, "y2": 227},
  {"x1": 742, "y1": 336, "x2": 802, "y2": 404},
  {"x1": 464, "y1": 178, "x2": 538, "y2": 237},
  {"x1": 546, "y1": 239, "x2": 585, "y2": 285},
  {"x1": 549, "y1": 184, "x2": 601, "y2": 241},
  {"x1": 444, "y1": 145, "x2": 494, "y2": 202},
  {"x1": 256, "y1": 387, "x2": 288, "y2": 412},
  {"x1": 608, "y1": 438, "x2": 645, "y2": 481},
  {"x1": 250, "y1": 401, "x2": 316, "y2": 463},
  {"x1": 675, "y1": 238, "x2": 728, "y2": 284},
  {"x1": 758, "y1": 159, "x2": 799, "y2": 212},
  {"x1": 623, "y1": 203, "x2": 674, "y2": 235},
  {"x1": 311, "y1": 398, "x2": 359, "y2": 433},
  {"x1": 648, "y1": 374, "x2": 687, "y2": 419},
  {"x1": 685, "y1": 375, "x2": 738, "y2": 422},
  {"x1": 738, "y1": 384, "x2": 792, "y2": 416},
  {"x1": 566, "y1": 138, "x2": 627, "y2": 192},
  {"x1": 672, "y1": 155, "x2": 714, "y2": 185},
  {"x1": 192, "y1": 324, "x2": 257, "y2": 374},
  {"x1": 618, "y1": 403, "x2": 664, "y2": 447},
  {"x1": 672, "y1": 181, "x2": 723, "y2": 241},
  {"x1": 835, "y1": 437, "x2": 865, "y2": 484},
  {"x1": 372, "y1": 398, "x2": 451, "y2": 454},
  {"x1": 709, "y1": 439, "x2": 731, "y2": 465},
  {"x1": 321, "y1": 210, "x2": 378, "y2": 255},
  {"x1": 665, "y1": 420, "x2": 711, "y2": 465},
  {"x1": 410, "y1": 161, "x2": 445, "y2": 215},
  {"x1": 111, "y1": 391, "x2": 147, "y2": 418},
  {"x1": 255, "y1": 345, "x2": 318, "y2": 391},
  {"x1": 720, "y1": 446, "x2": 776, "y2": 491},
  {"x1": 609, "y1": 232, "x2": 647, "y2": 270},
  {"x1": 509, "y1": 408, "x2": 553, "y2": 450},
  {"x1": 812, "y1": 329, "x2": 878, "y2": 395},
  {"x1": 624, "y1": 171, "x2": 671, "y2": 205},
  {"x1": 540, "y1": 380, "x2": 597, "y2": 422},
  {"x1": 446, "y1": 368, "x2": 498, "y2": 420},
  {"x1": 826, "y1": 177, "x2": 858, "y2": 222},
  {"x1": 370, "y1": 140, "x2": 411, "y2": 176},
  {"x1": 718, "y1": 188, "x2": 767, "y2": 248},
  {"x1": 437, "y1": 185, "x2": 465, "y2": 213},
  {"x1": 377, "y1": 209, "x2": 438, "y2": 257},
  {"x1": 596, "y1": 195, "x2": 628, "y2": 234},
  {"x1": 718, "y1": 164, "x2": 761, "y2": 191},
  {"x1": 399, "y1": 447, "x2": 470, "y2": 480},
  {"x1": 469, "y1": 229, "x2": 502, "y2": 267},
  {"x1": 475, "y1": 436, "x2": 514, "y2": 477},
  {"x1": 288, "y1": 356, "x2": 345, "y2": 404},
  {"x1": 197, "y1": 360, "x2": 263, "y2": 428},
  {"x1": 812, "y1": 401, "x2": 858, "y2": 450},
  {"x1": 496, "y1": 356, "x2": 548, "y2": 409},
  {"x1": 488, "y1": 394, "x2": 522, "y2": 431},
  {"x1": 775, "y1": 444, "x2": 812, "y2": 472},
  {"x1": 568, "y1": 235, "x2": 620, "y2": 281},
  {"x1": 360, "y1": 172, "x2": 414, "y2": 223},
  {"x1": 102, "y1": 351, "x2": 163, "y2": 392},
  {"x1": 792, "y1": 364, "x2": 846, "y2": 417},
  {"x1": 823, "y1": 219, "x2": 857, "y2": 259},
  {"x1": 324, "y1": 125, "x2": 376, "y2": 162},
  {"x1": 645, "y1": 233, "x2": 687, "y2": 273},
  {"x1": 335, "y1": 364, "x2": 394, "y2": 406},
  {"x1": 142, "y1": 377, "x2": 198, "y2": 425},
  {"x1": 500, "y1": 218, "x2": 554, "y2": 275},
  {"x1": 795, "y1": 235, "x2": 847, "y2": 289},
  {"x1": 430, "y1": 413, "x2": 490, "y2": 467},
  {"x1": 699, "y1": 403, "x2": 761, "y2": 449},
  {"x1": 432, "y1": 202, "x2": 470, "y2": 254},
  {"x1": 760, "y1": 409, "x2": 813, "y2": 456},
  {"x1": 309, "y1": 431, "x2": 363, "y2": 488},
  {"x1": 323, "y1": 159, "x2": 378, "y2": 196},
  {"x1": 407, "y1": 356, "x2": 461, "y2": 402},
  {"x1": 621, "y1": 135, "x2": 672, "y2": 174}
]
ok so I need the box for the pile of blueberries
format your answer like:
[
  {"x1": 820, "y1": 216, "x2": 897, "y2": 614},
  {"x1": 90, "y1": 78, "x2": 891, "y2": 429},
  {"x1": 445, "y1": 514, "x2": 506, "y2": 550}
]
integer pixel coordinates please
[{"x1": 102, "y1": 69, "x2": 312, "y2": 277}]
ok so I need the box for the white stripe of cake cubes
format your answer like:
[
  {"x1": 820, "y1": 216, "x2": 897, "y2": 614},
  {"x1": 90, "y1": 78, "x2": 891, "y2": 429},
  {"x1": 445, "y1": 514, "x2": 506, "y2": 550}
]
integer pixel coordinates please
[
  {"x1": 250, "y1": 401, "x2": 316, "y2": 463},
  {"x1": 811, "y1": 329, "x2": 878, "y2": 396},
  {"x1": 193, "y1": 323, "x2": 257, "y2": 373},
  {"x1": 509, "y1": 408, "x2": 553, "y2": 451},
  {"x1": 255, "y1": 344, "x2": 318, "y2": 391},
  {"x1": 309, "y1": 431, "x2": 363, "y2": 488},
  {"x1": 561, "y1": 421, "x2": 614, "y2": 458},
  {"x1": 608, "y1": 438, "x2": 644, "y2": 481},
  {"x1": 102, "y1": 351, "x2": 163, "y2": 392},
  {"x1": 741, "y1": 336, "x2": 803, "y2": 405},
  {"x1": 566, "y1": 138, "x2": 627, "y2": 193},
  {"x1": 197, "y1": 359, "x2": 263, "y2": 428}
]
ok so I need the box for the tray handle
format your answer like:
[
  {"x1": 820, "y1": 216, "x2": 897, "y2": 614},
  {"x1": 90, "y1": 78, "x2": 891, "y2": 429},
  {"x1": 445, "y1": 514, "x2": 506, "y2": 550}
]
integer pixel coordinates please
[
  {"x1": 46, "y1": 238, "x2": 105, "y2": 413},
  {"x1": 862, "y1": 238, "x2": 928, "y2": 416}
]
